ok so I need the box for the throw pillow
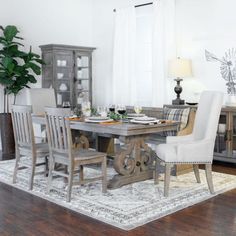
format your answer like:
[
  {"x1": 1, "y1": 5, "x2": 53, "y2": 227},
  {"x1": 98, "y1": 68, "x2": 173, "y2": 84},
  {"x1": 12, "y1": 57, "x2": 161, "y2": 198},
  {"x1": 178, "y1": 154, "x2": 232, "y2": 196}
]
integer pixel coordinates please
[{"x1": 163, "y1": 107, "x2": 190, "y2": 136}]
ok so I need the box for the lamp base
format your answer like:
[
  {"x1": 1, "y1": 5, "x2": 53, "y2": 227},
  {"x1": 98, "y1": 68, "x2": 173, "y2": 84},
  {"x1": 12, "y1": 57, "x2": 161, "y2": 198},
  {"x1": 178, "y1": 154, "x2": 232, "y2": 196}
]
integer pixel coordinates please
[{"x1": 172, "y1": 98, "x2": 185, "y2": 105}]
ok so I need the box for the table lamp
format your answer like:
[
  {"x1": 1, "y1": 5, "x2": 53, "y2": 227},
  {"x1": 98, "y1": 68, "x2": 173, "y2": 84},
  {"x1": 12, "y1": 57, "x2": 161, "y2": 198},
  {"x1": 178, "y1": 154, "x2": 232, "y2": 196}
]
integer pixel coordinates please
[{"x1": 168, "y1": 58, "x2": 192, "y2": 105}]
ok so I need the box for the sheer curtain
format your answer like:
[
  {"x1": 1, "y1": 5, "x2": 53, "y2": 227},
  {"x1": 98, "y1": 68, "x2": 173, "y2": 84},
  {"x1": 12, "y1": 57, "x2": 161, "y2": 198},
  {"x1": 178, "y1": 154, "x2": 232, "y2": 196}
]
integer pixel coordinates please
[
  {"x1": 112, "y1": 7, "x2": 136, "y2": 105},
  {"x1": 152, "y1": 0, "x2": 176, "y2": 106}
]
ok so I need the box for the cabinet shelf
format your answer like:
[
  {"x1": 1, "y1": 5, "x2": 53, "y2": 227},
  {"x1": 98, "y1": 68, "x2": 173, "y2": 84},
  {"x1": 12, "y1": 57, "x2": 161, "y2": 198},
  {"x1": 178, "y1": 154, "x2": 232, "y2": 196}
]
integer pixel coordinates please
[
  {"x1": 77, "y1": 66, "x2": 89, "y2": 69},
  {"x1": 56, "y1": 90, "x2": 70, "y2": 93},
  {"x1": 76, "y1": 78, "x2": 89, "y2": 80},
  {"x1": 214, "y1": 154, "x2": 236, "y2": 163},
  {"x1": 56, "y1": 66, "x2": 72, "y2": 69}
]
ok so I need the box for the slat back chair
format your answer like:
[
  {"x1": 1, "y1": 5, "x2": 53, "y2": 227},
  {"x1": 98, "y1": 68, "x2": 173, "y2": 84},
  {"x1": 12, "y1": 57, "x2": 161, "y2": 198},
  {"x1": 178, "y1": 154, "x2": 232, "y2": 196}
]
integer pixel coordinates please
[
  {"x1": 12, "y1": 105, "x2": 34, "y2": 149},
  {"x1": 45, "y1": 107, "x2": 107, "y2": 202},
  {"x1": 11, "y1": 105, "x2": 49, "y2": 190}
]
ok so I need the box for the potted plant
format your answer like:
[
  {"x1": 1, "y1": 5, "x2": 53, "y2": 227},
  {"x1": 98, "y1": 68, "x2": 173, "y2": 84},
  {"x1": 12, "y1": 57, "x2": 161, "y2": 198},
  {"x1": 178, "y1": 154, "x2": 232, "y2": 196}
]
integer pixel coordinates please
[{"x1": 0, "y1": 25, "x2": 44, "y2": 158}]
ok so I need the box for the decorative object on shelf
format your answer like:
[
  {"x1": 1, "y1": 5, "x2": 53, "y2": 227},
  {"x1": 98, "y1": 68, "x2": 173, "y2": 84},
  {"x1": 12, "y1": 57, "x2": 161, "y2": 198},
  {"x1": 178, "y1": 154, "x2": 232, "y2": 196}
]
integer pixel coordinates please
[
  {"x1": 205, "y1": 48, "x2": 236, "y2": 106},
  {"x1": 77, "y1": 83, "x2": 83, "y2": 90},
  {"x1": 168, "y1": 58, "x2": 193, "y2": 105},
  {"x1": 59, "y1": 83, "x2": 67, "y2": 91},
  {"x1": 57, "y1": 73, "x2": 64, "y2": 79},
  {"x1": 62, "y1": 101, "x2": 70, "y2": 108},
  {"x1": 0, "y1": 25, "x2": 44, "y2": 157}
]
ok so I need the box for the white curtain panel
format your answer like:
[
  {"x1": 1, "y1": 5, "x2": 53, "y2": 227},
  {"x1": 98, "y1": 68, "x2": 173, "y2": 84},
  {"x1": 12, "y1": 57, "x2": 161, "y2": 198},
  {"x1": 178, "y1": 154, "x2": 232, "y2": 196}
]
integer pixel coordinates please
[
  {"x1": 152, "y1": 0, "x2": 176, "y2": 106},
  {"x1": 112, "y1": 7, "x2": 136, "y2": 105}
]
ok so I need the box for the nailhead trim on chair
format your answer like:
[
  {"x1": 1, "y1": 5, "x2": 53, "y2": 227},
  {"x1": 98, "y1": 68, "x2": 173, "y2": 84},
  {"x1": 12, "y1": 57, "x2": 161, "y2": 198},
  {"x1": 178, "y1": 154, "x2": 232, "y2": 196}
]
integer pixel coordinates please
[{"x1": 155, "y1": 156, "x2": 212, "y2": 164}]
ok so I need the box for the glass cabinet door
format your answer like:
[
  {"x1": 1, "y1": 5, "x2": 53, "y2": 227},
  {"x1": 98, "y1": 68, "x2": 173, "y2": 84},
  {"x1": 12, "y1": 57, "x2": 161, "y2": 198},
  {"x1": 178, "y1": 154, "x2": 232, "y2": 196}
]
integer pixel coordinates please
[
  {"x1": 232, "y1": 114, "x2": 236, "y2": 157},
  {"x1": 74, "y1": 53, "x2": 91, "y2": 107},
  {"x1": 214, "y1": 113, "x2": 227, "y2": 156},
  {"x1": 54, "y1": 52, "x2": 73, "y2": 107}
]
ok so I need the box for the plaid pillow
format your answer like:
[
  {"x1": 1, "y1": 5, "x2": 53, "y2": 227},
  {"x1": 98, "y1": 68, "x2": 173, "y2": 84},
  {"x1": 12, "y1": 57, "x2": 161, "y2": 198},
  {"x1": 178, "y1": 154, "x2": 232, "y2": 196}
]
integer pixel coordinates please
[{"x1": 163, "y1": 107, "x2": 190, "y2": 136}]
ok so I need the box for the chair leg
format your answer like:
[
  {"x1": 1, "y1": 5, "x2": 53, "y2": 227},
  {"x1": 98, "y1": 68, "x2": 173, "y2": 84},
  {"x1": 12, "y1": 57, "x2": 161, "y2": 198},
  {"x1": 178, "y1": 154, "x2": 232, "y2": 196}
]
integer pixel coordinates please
[
  {"x1": 44, "y1": 156, "x2": 49, "y2": 177},
  {"x1": 205, "y1": 164, "x2": 214, "y2": 194},
  {"x1": 67, "y1": 164, "x2": 74, "y2": 202},
  {"x1": 154, "y1": 159, "x2": 159, "y2": 185},
  {"x1": 193, "y1": 164, "x2": 201, "y2": 183},
  {"x1": 47, "y1": 155, "x2": 54, "y2": 194},
  {"x1": 79, "y1": 165, "x2": 84, "y2": 184},
  {"x1": 13, "y1": 148, "x2": 20, "y2": 184},
  {"x1": 164, "y1": 164, "x2": 171, "y2": 197},
  {"x1": 29, "y1": 154, "x2": 37, "y2": 190},
  {"x1": 102, "y1": 157, "x2": 107, "y2": 193}
]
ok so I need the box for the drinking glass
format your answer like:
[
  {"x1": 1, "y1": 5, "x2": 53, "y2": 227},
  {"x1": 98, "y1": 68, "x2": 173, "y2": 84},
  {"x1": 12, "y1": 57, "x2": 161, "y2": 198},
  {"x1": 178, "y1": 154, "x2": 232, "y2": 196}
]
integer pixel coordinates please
[
  {"x1": 117, "y1": 105, "x2": 126, "y2": 115},
  {"x1": 108, "y1": 104, "x2": 115, "y2": 113},
  {"x1": 134, "y1": 105, "x2": 142, "y2": 114},
  {"x1": 97, "y1": 106, "x2": 107, "y2": 117}
]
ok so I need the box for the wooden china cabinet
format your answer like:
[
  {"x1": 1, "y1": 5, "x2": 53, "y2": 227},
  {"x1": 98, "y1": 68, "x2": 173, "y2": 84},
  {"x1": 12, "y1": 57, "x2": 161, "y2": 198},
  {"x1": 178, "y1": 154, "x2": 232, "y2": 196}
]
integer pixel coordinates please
[{"x1": 40, "y1": 44, "x2": 95, "y2": 108}]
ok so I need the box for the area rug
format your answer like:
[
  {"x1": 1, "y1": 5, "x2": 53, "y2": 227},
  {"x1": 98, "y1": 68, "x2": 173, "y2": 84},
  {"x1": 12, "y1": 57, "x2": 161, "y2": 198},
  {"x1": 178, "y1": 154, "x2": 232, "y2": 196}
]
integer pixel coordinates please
[{"x1": 0, "y1": 159, "x2": 236, "y2": 230}]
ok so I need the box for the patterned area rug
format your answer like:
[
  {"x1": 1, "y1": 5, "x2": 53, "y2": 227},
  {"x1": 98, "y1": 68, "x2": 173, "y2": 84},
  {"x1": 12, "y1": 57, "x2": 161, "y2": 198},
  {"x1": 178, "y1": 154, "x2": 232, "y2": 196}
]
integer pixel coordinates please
[{"x1": 0, "y1": 159, "x2": 236, "y2": 230}]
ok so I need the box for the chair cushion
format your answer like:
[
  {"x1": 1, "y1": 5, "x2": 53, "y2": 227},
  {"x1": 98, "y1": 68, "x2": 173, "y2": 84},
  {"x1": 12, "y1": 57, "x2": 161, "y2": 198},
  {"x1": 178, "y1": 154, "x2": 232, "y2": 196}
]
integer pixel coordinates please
[
  {"x1": 163, "y1": 107, "x2": 190, "y2": 136},
  {"x1": 155, "y1": 143, "x2": 177, "y2": 162}
]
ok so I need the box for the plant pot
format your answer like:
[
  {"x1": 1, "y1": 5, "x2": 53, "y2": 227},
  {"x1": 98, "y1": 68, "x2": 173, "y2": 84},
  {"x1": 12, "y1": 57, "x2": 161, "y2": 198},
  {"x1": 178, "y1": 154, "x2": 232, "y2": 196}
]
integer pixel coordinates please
[{"x1": 0, "y1": 113, "x2": 15, "y2": 158}]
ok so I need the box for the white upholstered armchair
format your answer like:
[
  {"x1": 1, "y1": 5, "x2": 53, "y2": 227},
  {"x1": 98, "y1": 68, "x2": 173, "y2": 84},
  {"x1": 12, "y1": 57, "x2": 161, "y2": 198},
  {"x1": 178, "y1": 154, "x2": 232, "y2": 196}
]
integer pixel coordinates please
[{"x1": 153, "y1": 91, "x2": 224, "y2": 197}]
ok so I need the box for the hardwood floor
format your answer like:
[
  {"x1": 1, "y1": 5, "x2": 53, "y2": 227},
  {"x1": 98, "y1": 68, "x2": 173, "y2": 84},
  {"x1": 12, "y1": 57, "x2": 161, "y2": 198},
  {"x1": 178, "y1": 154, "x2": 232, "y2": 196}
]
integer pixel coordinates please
[{"x1": 0, "y1": 161, "x2": 236, "y2": 236}]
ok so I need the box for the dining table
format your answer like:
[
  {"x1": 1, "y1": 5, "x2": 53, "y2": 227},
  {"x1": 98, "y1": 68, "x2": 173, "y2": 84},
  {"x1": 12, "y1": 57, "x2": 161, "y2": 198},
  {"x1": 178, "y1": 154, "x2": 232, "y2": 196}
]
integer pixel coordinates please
[{"x1": 32, "y1": 115, "x2": 179, "y2": 189}]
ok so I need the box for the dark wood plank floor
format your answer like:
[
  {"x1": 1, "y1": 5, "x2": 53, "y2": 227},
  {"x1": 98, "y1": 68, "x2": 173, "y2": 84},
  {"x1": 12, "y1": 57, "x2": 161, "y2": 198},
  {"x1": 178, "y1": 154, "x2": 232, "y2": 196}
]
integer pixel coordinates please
[{"x1": 0, "y1": 161, "x2": 236, "y2": 236}]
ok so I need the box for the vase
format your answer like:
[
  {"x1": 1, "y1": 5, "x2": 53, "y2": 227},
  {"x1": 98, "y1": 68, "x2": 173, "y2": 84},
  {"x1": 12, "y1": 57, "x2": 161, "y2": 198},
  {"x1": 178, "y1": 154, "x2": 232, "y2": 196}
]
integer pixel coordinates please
[{"x1": 0, "y1": 113, "x2": 15, "y2": 159}]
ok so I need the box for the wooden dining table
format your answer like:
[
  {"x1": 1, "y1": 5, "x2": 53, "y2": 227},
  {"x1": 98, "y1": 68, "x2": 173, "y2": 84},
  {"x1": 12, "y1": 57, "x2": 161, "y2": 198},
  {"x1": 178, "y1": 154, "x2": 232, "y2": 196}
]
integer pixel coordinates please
[{"x1": 32, "y1": 115, "x2": 179, "y2": 189}]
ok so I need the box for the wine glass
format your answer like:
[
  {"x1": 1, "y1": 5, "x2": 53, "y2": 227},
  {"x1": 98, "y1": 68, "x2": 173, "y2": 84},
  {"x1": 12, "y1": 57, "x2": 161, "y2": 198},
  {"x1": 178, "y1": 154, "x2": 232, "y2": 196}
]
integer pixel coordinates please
[
  {"x1": 97, "y1": 106, "x2": 107, "y2": 117},
  {"x1": 134, "y1": 105, "x2": 142, "y2": 114},
  {"x1": 117, "y1": 105, "x2": 126, "y2": 115},
  {"x1": 108, "y1": 104, "x2": 115, "y2": 113}
]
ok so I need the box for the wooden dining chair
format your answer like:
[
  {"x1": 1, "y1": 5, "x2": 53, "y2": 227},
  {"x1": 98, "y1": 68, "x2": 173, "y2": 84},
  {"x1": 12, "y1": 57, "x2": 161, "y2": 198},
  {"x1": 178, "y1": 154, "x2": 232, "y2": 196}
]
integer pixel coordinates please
[
  {"x1": 45, "y1": 107, "x2": 107, "y2": 202},
  {"x1": 11, "y1": 105, "x2": 49, "y2": 190}
]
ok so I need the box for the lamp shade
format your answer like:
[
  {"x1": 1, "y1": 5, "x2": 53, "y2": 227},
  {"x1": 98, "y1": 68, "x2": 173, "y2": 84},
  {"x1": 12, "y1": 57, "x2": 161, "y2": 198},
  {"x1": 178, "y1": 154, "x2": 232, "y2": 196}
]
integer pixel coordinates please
[{"x1": 168, "y1": 58, "x2": 192, "y2": 78}]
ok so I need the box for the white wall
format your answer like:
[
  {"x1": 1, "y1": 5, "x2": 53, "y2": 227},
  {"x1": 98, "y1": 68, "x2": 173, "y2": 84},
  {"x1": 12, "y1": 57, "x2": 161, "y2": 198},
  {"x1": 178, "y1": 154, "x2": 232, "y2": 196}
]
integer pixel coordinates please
[{"x1": 176, "y1": 0, "x2": 236, "y2": 103}]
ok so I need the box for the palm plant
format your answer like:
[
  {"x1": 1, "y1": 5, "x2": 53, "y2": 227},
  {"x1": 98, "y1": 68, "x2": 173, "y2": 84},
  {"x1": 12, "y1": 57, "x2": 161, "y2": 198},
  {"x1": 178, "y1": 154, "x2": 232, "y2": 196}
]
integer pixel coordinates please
[{"x1": 0, "y1": 25, "x2": 44, "y2": 113}]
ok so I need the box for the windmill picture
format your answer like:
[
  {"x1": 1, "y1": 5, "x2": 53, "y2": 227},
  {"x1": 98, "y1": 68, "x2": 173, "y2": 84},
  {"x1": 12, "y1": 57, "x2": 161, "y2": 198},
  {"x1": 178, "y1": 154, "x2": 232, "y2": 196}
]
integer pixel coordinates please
[{"x1": 205, "y1": 48, "x2": 236, "y2": 95}]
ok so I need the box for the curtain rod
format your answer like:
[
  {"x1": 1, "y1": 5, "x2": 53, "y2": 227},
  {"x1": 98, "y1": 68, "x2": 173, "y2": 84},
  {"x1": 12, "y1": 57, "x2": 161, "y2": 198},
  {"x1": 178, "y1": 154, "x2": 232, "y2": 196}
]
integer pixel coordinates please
[{"x1": 113, "y1": 2, "x2": 153, "y2": 12}]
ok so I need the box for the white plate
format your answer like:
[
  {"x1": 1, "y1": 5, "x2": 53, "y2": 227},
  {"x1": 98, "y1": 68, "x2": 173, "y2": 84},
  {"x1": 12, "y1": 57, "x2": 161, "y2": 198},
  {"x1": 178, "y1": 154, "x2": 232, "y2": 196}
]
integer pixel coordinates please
[
  {"x1": 85, "y1": 118, "x2": 113, "y2": 123},
  {"x1": 134, "y1": 116, "x2": 156, "y2": 121},
  {"x1": 127, "y1": 113, "x2": 145, "y2": 118},
  {"x1": 88, "y1": 116, "x2": 109, "y2": 121},
  {"x1": 130, "y1": 119, "x2": 159, "y2": 124}
]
